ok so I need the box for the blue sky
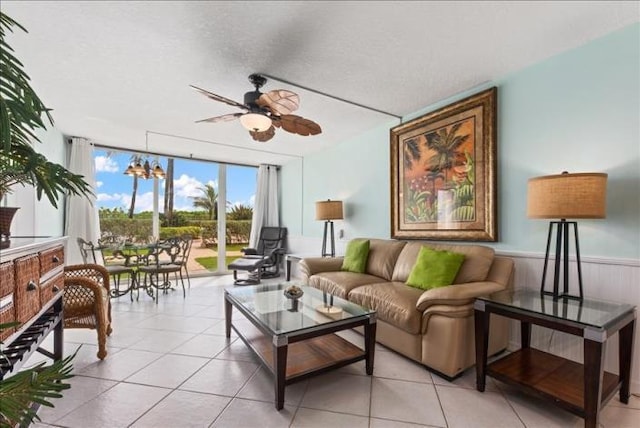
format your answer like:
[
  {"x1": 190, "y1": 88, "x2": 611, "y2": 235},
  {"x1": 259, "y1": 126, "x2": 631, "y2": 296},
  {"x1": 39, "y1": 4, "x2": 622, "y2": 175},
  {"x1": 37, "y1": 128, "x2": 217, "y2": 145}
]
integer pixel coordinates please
[{"x1": 94, "y1": 149, "x2": 257, "y2": 213}]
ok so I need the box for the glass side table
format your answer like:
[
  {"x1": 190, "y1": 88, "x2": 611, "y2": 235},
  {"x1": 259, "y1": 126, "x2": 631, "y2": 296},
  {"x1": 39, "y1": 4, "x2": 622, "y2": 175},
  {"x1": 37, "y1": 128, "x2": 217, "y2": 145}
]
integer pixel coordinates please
[{"x1": 474, "y1": 289, "x2": 636, "y2": 428}]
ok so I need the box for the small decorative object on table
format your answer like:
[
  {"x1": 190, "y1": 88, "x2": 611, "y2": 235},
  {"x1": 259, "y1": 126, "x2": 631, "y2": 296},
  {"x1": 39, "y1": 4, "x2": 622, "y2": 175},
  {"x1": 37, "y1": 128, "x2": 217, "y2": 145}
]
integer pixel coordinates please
[
  {"x1": 284, "y1": 285, "x2": 303, "y2": 311},
  {"x1": 315, "y1": 291, "x2": 343, "y2": 319},
  {"x1": 283, "y1": 285, "x2": 304, "y2": 299}
]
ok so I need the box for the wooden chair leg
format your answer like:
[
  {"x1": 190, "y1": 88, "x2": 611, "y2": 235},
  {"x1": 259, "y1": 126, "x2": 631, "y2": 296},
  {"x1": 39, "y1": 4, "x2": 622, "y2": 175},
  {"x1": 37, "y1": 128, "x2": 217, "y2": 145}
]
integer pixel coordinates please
[{"x1": 97, "y1": 324, "x2": 108, "y2": 360}]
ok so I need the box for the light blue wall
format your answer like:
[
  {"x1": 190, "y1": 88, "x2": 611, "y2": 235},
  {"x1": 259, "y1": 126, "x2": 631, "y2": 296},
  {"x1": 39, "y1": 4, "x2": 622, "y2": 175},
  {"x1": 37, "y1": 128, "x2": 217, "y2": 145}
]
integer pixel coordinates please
[{"x1": 280, "y1": 23, "x2": 640, "y2": 260}]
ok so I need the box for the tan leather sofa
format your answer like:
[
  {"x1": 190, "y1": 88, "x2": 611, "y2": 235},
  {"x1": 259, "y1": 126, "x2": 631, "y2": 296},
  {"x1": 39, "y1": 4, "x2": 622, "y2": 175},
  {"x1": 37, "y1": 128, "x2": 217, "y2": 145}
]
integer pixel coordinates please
[{"x1": 299, "y1": 238, "x2": 514, "y2": 379}]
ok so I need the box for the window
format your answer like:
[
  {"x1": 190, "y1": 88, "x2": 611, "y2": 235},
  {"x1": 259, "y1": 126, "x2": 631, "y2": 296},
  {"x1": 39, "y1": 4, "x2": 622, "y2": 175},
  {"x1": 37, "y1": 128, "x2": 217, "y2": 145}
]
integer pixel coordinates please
[{"x1": 94, "y1": 149, "x2": 257, "y2": 275}]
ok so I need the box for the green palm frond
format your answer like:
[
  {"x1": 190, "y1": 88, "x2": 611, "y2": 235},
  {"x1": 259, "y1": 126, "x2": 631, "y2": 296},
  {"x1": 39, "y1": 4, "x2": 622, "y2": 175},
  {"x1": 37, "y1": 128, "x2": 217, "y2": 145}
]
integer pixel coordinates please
[
  {"x1": 0, "y1": 143, "x2": 93, "y2": 207},
  {"x1": 0, "y1": 13, "x2": 52, "y2": 153},
  {"x1": 228, "y1": 204, "x2": 253, "y2": 220},
  {"x1": 0, "y1": 351, "x2": 76, "y2": 427}
]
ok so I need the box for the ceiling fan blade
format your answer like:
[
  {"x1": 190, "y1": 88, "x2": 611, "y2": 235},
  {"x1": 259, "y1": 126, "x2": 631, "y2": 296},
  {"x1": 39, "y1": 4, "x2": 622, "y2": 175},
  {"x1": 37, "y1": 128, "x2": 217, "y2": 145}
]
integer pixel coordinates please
[
  {"x1": 249, "y1": 126, "x2": 276, "y2": 142},
  {"x1": 274, "y1": 115, "x2": 322, "y2": 136},
  {"x1": 257, "y1": 90, "x2": 300, "y2": 115},
  {"x1": 190, "y1": 85, "x2": 248, "y2": 110},
  {"x1": 195, "y1": 113, "x2": 243, "y2": 123}
]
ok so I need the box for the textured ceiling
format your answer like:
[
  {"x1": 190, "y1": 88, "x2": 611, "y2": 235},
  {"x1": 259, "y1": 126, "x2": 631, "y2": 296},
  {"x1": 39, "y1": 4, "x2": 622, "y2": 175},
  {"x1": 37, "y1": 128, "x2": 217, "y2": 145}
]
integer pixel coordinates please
[{"x1": 4, "y1": 1, "x2": 639, "y2": 166}]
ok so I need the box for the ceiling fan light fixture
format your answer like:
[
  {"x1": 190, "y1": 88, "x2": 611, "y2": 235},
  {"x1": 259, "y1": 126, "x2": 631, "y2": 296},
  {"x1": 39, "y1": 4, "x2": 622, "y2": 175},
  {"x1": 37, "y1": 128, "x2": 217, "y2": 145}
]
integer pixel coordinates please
[{"x1": 240, "y1": 113, "x2": 272, "y2": 132}]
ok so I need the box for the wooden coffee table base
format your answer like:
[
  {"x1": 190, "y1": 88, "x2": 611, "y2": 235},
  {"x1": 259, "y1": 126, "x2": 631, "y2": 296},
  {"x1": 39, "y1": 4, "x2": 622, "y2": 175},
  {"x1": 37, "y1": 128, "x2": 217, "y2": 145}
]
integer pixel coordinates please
[{"x1": 225, "y1": 295, "x2": 376, "y2": 410}]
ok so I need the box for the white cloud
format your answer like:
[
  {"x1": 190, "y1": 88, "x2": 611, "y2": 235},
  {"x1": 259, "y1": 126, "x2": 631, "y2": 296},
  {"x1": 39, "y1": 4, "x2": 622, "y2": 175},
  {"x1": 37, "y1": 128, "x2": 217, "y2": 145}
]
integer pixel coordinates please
[
  {"x1": 206, "y1": 179, "x2": 218, "y2": 190},
  {"x1": 173, "y1": 174, "x2": 205, "y2": 198},
  {"x1": 95, "y1": 156, "x2": 119, "y2": 173},
  {"x1": 131, "y1": 191, "x2": 160, "y2": 213},
  {"x1": 96, "y1": 181, "x2": 103, "y2": 188},
  {"x1": 248, "y1": 194, "x2": 255, "y2": 207},
  {"x1": 97, "y1": 192, "x2": 127, "y2": 202}
]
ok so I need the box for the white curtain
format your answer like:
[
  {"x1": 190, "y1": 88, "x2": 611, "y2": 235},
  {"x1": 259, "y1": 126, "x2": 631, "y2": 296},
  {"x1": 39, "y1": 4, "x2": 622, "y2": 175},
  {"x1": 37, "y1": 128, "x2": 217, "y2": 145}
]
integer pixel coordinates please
[
  {"x1": 249, "y1": 164, "x2": 279, "y2": 248},
  {"x1": 64, "y1": 137, "x2": 99, "y2": 264}
]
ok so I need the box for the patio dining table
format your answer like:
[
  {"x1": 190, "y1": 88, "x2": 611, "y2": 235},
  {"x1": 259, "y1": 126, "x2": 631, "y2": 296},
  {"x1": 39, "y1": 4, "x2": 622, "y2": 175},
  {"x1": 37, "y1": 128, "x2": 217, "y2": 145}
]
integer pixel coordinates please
[{"x1": 100, "y1": 241, "x2": 170, "y2": 300}]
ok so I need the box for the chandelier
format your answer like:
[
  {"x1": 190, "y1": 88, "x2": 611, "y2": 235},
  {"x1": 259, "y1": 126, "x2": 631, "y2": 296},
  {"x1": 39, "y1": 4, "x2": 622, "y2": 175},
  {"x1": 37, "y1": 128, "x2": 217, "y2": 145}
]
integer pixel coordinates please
[
  {"x1": 123, "y1": 131, "x2": 165, "y2": 179},
  {"x1": 123, "y1": 156, "x2": 165, "y2": 179}
]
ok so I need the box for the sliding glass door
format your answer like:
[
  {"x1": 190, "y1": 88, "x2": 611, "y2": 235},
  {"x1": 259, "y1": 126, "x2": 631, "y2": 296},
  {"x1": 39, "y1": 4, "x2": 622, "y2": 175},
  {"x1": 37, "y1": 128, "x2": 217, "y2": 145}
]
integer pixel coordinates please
[{"x1": 93, "y1": 148, "x2": 257, "y2": 275}]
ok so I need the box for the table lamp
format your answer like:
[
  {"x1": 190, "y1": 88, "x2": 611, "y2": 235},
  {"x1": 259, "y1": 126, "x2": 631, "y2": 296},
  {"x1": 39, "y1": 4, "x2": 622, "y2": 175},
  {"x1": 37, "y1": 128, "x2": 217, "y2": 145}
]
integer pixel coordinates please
[
  {"x1": 527, "y1": 172, "x2": 607, "y2": 300},
  {"x1": 315, "y1": 200, "x2": 343, "y2": 257}
]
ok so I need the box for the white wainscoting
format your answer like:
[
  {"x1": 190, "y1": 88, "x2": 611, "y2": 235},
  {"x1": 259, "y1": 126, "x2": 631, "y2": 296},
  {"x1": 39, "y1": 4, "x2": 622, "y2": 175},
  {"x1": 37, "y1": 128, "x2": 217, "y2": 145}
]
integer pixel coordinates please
[{"x1": 286, "y1": 236, "x2": 640, "y2": 392}]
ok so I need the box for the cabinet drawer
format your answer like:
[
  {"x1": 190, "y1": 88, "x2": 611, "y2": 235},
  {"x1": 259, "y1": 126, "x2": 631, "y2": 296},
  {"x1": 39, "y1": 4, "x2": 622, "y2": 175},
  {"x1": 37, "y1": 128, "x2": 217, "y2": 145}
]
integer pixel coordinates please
[
  {"x1": 14, "y1": 255, "x2": 41, "y2": 324},
  {"x1": 40, "y1": 245, "x2": 65, "y2": 276},
  {"x1": 0, "y1": 261, "x2": 14, "y2": 341},
  {"x1": 0, "y1": 293, "x2": 15, "y2": 341},
  {"x1": 39, "y1": 274, "x2": 63, "y2": 307},
  {"x1": 1, "y1": 261, "x2": 14, "y2": 298}
]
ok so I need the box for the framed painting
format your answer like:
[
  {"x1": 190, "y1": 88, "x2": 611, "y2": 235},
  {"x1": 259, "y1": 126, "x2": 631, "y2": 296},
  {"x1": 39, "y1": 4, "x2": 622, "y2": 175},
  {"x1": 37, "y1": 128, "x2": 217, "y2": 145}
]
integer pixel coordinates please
[{"x1": 390, "y1": 87, "x2": 497, "y2": 241}]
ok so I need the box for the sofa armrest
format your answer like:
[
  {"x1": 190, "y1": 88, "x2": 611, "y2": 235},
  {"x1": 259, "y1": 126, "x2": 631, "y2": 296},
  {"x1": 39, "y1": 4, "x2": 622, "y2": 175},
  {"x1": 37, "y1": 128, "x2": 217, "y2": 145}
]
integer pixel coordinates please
[
  {"x1": 421, "y1": 303, "x2": 474, "y2": 333},
  {"x1": 416, "y1": 281, "x2": 506, "y2": 311},
  {"x1": 299, "y1": 257, "x2": 344, "y2": 280}
]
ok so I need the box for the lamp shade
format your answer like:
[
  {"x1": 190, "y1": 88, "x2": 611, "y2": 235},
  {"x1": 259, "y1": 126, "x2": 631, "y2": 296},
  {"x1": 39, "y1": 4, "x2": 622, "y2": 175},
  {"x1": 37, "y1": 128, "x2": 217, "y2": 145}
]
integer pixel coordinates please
[
  {"x1": 316, "y1": 200, "x2": 344, "y2": 220},
  {"x1": 240, "y1": 113, "x2": 272, "y2": 132},
  {"x1": 527, "y1": 172, "x2": 607, "y2": 219}
]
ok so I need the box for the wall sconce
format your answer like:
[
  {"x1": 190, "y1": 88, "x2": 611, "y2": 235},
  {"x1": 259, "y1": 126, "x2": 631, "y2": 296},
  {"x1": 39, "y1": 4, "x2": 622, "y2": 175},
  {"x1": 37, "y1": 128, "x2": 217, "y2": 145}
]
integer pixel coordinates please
[
  {"x1": 315, "y1": 199, "x2": 344, "y2": 257},
  {"x1": 527, "y1": 171, "x2": 607, "y2": 300}
]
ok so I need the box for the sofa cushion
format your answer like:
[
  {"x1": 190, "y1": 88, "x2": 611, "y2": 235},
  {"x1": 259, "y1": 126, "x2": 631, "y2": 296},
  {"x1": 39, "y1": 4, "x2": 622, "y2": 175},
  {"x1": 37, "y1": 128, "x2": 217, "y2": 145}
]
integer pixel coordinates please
[
  {"x1": 392, "y1": 242, "x2": 494, "y2": 284},
  {"x1": 364, "y1": 239, "x2": 407, "y2": 281},
  {"x1": 341, "y1": 239, "x2": 370, "y2": 273},
  {"x1": 308, "y1": 272, "x2": 384, "y2": 299},
  {"x1": 406, "y1": 246, "x2": 465, "y2": 290},
  {"x1": 348, "y1": 282, "x2": 424, "y2": 335}
]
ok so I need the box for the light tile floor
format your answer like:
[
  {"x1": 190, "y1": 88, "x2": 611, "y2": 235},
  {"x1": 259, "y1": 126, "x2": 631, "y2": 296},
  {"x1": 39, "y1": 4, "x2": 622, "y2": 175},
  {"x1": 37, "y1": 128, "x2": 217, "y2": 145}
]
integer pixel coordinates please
[{"x1": 23, "y1": 275, "x2": 639, "y2": 428}]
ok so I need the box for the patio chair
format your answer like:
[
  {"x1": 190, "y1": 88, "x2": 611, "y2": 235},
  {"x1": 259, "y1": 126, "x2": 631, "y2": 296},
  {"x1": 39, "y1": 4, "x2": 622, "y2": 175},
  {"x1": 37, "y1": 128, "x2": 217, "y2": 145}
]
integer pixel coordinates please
[
  {"x1": 138, "y1": 239, "x2": 185, "y2": 304},
  {"x1": 170, "y1": 235, "x2": 193, "y2": 288},
  {"x1": 228, "y1": 227, "x2": 287, "y2": 285},
  {"x1": 63, "y1": 264, "x2": 112, "y2": 359},
  {"x1": 77, "y1": 237, "x2": 135, "y2": 300}
]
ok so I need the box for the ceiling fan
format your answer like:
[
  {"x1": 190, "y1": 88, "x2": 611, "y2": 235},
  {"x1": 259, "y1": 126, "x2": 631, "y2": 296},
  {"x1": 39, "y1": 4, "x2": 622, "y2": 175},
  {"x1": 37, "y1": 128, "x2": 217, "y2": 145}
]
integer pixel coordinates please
[{"x1": 191, "y1": 74, "x2": 322, "y2": 142}]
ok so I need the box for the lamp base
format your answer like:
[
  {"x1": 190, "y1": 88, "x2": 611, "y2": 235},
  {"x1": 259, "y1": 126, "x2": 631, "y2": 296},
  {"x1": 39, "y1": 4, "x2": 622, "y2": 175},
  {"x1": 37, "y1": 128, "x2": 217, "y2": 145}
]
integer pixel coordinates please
[
  {"x1": 540, "y1": 290, "x2": 583, "y2": 301},
  {"x1": 541, "y1": 220, "x2": 584, "y2": 301},
  {"x1": 315, "y1": 305, "x2": 343, "y2": 319},
  {"x1": 321, "y1": 220, "x2": 336, "y2": 257}
]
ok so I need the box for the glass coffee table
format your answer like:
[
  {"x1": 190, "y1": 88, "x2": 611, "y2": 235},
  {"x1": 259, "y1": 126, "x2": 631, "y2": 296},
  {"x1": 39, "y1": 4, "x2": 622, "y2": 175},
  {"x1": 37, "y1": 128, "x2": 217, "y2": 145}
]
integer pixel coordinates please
[{"x1": 224, "y1": 283, "x2": 377, "y2": 410}]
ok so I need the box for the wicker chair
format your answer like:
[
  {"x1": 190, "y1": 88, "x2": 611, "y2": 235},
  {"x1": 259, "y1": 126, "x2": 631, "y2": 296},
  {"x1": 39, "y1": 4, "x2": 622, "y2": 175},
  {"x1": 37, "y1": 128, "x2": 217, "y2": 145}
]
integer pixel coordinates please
[{"x1": 63, "y1": 264, "x2": 112, "y2": 359}]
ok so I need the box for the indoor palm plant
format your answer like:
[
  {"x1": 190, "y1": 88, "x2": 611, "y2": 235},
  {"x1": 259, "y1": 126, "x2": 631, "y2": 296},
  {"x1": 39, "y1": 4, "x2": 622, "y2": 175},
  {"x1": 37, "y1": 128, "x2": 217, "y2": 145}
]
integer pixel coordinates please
[
  {"x1": 1, "y1": 322, "x2": 75, "y2": 427},
  {"x1": 0, "y1": 12, "x2": 92, "y2": 247},
  {"x1": 0, "y1": 11, "x2": 85, "y2": 427}
]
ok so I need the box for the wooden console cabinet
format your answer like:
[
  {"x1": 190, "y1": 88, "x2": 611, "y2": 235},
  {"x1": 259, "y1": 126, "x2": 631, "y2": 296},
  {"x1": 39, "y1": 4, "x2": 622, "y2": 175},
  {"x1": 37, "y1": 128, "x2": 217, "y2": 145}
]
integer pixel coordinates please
[{"x1": 0, "y1": 237, "x2": 66, "y2": 380}]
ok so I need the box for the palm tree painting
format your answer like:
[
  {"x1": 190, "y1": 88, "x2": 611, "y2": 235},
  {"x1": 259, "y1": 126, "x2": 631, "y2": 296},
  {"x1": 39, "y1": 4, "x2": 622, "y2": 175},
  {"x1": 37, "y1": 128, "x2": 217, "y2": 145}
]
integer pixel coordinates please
[
  {"x1": 391, "y1": 87, "x2": 497, "y2": 241},
  {"x1": 402, "y1": 118, "x2": 475, "y2": 224}
]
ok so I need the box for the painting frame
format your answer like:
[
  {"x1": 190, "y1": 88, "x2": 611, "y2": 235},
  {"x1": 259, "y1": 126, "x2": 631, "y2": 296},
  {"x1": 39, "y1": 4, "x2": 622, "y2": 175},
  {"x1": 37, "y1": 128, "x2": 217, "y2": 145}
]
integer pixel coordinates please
[{"x1": 390, "y1": 87, "x2": 497, "y2": 241}]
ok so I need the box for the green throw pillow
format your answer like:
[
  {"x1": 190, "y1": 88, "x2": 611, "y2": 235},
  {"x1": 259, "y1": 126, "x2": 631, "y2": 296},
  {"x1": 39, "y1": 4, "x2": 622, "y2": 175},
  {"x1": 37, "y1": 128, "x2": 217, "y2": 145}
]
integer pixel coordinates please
[
  {"x1": 341, "y1": 239, "x2": 370, "y2": 273},
  {"x1": 406, "y1": 246, "x2": 465, "y2": 290}
]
